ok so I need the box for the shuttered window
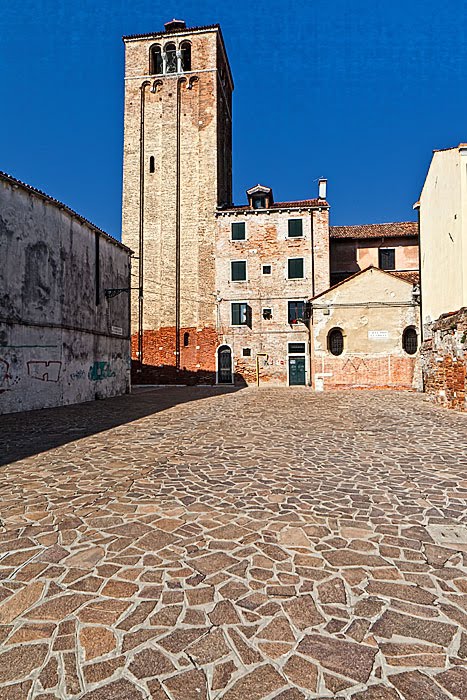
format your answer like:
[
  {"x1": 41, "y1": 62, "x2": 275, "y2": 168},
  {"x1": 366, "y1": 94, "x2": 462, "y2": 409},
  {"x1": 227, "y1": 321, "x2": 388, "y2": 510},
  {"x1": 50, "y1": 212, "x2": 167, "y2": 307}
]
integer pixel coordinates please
[
  {"x1": 231, "y1": 261, "x2": 247, "y2": 281},
  {"x1": 288, "y1": 258, "x2": 304, "y2": 279},
  {"x1": 231, "y1": 222, "x2": 246, "y2": 240},
  {"x1": 288, "y1": 219, "x2": 303, "y2": 237}
]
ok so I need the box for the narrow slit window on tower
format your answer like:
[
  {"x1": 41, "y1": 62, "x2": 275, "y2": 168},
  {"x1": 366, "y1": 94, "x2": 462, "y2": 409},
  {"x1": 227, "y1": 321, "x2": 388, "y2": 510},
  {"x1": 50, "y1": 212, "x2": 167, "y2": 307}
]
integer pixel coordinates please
[
  {"x1": 165, "y1": 43, "x2": 177, "y2": 73},
  {"x1": 183, "y1": 332, "x2": 190, "y2": 347},
  {"x1": 150, "y1": 45, "x2": 163, "y2": 75},
  {"x1": 149, "y1": 156, "x2": 155, "y2": 173},
  {"x1": 181, "y1": 41, "x2": 191, "y2": 71}
]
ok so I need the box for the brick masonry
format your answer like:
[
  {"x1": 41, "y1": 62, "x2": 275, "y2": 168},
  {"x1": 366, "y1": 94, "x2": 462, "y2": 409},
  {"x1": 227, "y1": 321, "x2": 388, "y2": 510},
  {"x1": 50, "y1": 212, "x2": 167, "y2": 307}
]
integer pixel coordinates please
[{"x1": 421, "y1": 307, "x2": 467, "y2": 410}]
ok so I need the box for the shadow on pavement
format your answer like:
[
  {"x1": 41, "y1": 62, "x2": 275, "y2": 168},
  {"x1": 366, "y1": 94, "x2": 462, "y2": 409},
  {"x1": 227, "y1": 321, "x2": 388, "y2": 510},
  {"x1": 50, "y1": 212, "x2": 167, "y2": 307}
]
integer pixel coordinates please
[{"x1": 0, "y1": 385, "x2": 243, "y2": 467}]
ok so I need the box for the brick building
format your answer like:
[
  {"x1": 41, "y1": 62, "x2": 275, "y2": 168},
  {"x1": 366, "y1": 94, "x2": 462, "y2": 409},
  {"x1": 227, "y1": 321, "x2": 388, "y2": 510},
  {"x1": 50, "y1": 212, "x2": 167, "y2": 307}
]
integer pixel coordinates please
[
  {"x1": 215, "y1": 184, "x2": 329, "y2": 385},
  {"x1": 122, "y1": 20, "x2": 233, "y2": 382},
  {"x1": 121, "y1": 18, "x2": 421, "y2": 388},
  {"x1": 330, "y1": 222, "x2": 419, "y2": 286}
]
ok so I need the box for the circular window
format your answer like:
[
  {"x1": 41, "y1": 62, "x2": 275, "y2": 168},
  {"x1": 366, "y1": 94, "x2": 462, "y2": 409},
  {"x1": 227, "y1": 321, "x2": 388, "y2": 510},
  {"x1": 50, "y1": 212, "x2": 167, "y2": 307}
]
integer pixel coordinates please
[
  {"x1": 402, "y1": 327, "x2": 418, "y2": 355},
  {"x1": 328, "y1": 328, "x2": 344, "y2": 356}
]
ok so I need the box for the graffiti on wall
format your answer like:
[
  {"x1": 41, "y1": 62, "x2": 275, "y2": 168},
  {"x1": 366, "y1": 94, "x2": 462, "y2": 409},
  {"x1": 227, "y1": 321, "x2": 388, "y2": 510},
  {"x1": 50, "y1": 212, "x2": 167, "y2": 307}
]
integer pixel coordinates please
[
  {"x1": 70, "y1": 369, "x2": 86, "y2": 381},
  {"x1": 27, "y1": 360, "x2": 62, "y2": 382},
  {"x1": 0, "y1": 359, "x2": 12, "y2": 391},
  {"x1": 88, "y1": 361, "x2": 116, "y2": 382}
]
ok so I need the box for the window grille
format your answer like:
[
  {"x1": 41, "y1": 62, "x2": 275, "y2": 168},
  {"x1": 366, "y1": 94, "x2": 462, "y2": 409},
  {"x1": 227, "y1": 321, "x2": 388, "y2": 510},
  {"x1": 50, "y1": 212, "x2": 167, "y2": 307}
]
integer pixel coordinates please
[
  {"x1": 402, "y1": 327, "x2": 418, "y2": 355},
  {"x1": 328, "y1": 328, "x2": 344, "y2": 356}
]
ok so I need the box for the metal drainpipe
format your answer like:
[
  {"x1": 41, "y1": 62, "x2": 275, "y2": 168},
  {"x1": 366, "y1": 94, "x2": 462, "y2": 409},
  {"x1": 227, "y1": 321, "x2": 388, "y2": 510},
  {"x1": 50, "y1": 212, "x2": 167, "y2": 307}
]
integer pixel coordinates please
[
  {"x1": 175, "y1": 77, "x2": 187, "y2": 370},
  {"x1": 138, "y1": 80, "x2": 150, "y2": 372}
]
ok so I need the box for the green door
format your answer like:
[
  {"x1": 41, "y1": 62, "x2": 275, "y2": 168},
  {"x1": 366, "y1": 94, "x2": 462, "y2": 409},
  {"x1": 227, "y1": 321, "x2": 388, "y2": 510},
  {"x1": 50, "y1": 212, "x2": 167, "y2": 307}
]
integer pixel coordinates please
[{"x1": 288, "y1": 356, "x2": 306, "y2": 385}]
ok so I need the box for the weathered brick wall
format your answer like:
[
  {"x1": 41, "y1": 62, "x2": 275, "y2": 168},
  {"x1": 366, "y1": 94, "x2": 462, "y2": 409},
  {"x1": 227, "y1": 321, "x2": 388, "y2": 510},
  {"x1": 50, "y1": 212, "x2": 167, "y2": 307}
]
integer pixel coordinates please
[
  {"x1": 421, "y1": 308, "x2": 467, "y2": 410},
  {"x1": 314, "y1": 355, "x2": 417, "y2": 390},
  {"x1": 122, "y1": 27, "x2": 233, "y2": 382},
  {"x1": 131, "y1": 327, "x2": 220, "y2": 384}
]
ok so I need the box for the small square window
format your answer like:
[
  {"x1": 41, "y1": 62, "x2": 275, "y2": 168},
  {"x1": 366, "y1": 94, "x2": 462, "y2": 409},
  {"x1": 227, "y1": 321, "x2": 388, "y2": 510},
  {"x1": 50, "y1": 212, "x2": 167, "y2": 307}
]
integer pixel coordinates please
[
  {"x1": 288, "y1": 258, "x2": 304, "y2": 279},
  {"x1": 262, "y1": 264, "x2": 272, "y2": 275},
  {"x1": 379, "y1": 248, "x2": 395, "y2": 270},
  {"x1": 242, "y1": 348, "x2": 251, "y2": 357},
  {"x1": 288, "y1": 219, "x2": 303, "y2": 237},
  {"x1": 231, "y1": 260, "x2": 247, "y2": 281},
  {"x1": 231, "y1": 222, "x2": 246, "y2": 240},
  {"x1": 262, "y1": 308, "x2": 272, "y2": 320},
  {"x1": 231, "y1": 302, "x2": 250, "y2": 325}
]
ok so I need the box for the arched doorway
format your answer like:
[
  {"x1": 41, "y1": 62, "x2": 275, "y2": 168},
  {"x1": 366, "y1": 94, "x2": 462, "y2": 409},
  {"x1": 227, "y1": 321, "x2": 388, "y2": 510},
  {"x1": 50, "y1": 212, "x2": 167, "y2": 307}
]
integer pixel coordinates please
[{"x1": 217, "y1": 345, "x2": 233, "y2": 384}]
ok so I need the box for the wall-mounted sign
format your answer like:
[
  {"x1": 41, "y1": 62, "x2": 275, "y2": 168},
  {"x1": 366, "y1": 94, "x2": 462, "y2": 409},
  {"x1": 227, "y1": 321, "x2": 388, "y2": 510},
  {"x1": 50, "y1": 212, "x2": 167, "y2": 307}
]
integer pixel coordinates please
[
  {"x1": 112, "y1": 325, "x2": 123, "y2": 336},
  {"x1": 368, "y1": 330, "x2": 389, "y2": 340}
]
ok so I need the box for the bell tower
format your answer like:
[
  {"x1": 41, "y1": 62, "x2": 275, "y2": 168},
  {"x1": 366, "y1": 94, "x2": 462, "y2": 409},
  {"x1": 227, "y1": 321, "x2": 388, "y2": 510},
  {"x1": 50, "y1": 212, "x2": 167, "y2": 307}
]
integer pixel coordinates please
[{"x1": 121, "y1": 20, "x2": 233, "y2": 377}]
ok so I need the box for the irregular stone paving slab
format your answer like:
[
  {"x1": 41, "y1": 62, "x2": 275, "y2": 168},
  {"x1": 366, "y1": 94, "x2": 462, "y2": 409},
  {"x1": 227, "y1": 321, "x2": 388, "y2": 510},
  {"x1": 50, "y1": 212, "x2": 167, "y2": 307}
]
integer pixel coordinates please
[
  {"x1": 1, "y1": 387, "x2": 467, "y2": 698},
  {"x1": 297, "y1": 633, "x2": 377, "y2": 683}
]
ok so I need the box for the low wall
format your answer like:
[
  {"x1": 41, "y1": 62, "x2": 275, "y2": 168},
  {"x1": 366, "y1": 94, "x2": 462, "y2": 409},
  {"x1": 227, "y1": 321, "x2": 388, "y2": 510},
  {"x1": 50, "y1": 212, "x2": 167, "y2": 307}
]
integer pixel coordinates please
[{"x1": 421, "y1": 308, "x2": 467, "y2": 411}]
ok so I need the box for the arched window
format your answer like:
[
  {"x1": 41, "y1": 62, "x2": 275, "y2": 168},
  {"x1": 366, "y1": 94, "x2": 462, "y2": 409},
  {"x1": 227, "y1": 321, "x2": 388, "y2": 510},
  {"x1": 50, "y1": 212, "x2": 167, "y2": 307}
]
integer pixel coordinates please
[
  {"x1": 328, "y1": 328, "x2": 344, "y2": 356},
  {"x1": 149, "y1": 156, "x2": 155, "y2": 173},
  {"x1": 165, "y1": 43, "x2": 177, "y2": 73},
  {"x1": 402, "y1": 326, "x2": 418, "y2": 355},
  {"x1": 183, "y1": 332, "x2": 189, "y2": 347},
  {"x1": 181, "y1": 41, "x2": 191, "y2": 71},
  {"x1": 150, "y1": 45, "x2": 163, "y2": 75}
]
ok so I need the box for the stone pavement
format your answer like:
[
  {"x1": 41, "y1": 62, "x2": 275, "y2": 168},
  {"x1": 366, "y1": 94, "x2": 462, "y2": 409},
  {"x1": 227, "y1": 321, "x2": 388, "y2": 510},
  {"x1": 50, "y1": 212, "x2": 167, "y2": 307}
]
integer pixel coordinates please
[{"x1": 0, "y1": 387, "x2": 467, "y2": 700}]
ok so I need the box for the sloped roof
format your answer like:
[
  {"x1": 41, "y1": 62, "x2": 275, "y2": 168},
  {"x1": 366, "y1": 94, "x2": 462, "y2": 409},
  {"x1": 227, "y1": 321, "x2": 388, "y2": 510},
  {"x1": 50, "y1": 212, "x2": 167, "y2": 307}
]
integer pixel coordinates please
[
  {"x1": 310, "y1": 265, "x2": 415, "y2": 301},
  {"x1": 220, "y1": 198, "x2": 329, "y2": 212},
  {"x1": 330, "y1": 221, "x2": 418, "y2": 240},
  {"x1": 0, "y1": 171, "x2": 131, "y2": 252}
]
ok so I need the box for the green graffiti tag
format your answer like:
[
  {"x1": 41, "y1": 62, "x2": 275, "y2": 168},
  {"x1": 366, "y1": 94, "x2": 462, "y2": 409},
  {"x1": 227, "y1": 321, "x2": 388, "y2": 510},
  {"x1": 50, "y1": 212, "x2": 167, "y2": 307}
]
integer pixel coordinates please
[{"x1": 88, "y1": 361, "x2": 116, "y2": 382}]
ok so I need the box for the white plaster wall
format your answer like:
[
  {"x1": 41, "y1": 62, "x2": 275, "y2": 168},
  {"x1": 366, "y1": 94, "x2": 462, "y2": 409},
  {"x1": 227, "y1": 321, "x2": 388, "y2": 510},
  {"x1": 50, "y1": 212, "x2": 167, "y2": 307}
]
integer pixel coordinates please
[
  {"x1": 0, "y1": 179, "x2": 131, "y2": 414},
  {"x1": 420, "y1": 147, "x2": 467, "y2": 323}
]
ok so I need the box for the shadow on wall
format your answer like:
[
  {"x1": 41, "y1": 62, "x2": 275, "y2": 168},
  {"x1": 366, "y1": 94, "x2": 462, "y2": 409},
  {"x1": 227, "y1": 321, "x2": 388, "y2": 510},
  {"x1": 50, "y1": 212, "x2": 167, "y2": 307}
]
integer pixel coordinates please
[
  {"x1": 0, "y1": 385, "x2": 243, "y2": 467},
  {"x1": 131, "y1": 362, "x2": 248, "y2": 387}
]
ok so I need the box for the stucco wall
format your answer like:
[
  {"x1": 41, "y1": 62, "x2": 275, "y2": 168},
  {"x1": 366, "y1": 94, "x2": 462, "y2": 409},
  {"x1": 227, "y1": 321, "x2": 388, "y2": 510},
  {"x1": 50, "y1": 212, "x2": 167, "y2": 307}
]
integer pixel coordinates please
[
  {"x1": 312, "y1": 268, "x2": 420, "y2": 390},
  {"x1": 419, "y1": 146, "x2": 467, "y2": 324},
  {"x1": 0, "y1": 178, "x2": 131, "y2": 414}
]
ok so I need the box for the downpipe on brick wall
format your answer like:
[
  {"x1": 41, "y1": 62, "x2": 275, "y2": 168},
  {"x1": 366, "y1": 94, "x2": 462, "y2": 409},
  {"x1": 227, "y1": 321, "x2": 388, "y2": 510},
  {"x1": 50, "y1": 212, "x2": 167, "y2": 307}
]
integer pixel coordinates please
[
  {"x1": 137, "y1": 80, "x2": 151, "y2": 372},
  {"x1": 175, "y1": 76, "x2": 198, "y2": 370},
  {"x1": 175, "y1": 77, "x2": 187, "y2": 370}
]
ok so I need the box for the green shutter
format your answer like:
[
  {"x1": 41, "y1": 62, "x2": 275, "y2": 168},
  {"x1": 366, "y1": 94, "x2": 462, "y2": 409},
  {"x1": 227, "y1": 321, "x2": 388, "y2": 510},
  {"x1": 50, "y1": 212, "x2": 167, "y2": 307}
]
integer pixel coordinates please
[
  {"x1": 231, "y1": 222, "x2": 246, "y2": 240},
  {"x1": 288, "y1": 219, "x2": 303, "y2": 237},
  {"x1": 232, "y1": 303, "x2": 240, "y2": 325},
  {"x1": 288, "y1": 259, "x2": 304, "y2": 279},
  {"x1": 231, "y1": 261, "x2": 246, "y2": 281}
]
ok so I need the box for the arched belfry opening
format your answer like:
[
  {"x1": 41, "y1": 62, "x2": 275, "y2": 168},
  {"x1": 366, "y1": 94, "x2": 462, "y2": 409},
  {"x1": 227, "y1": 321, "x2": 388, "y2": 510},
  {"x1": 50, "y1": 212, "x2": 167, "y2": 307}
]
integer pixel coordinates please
[{"x1": 150, "y1": 45, "x2": 163, "y2": 75}]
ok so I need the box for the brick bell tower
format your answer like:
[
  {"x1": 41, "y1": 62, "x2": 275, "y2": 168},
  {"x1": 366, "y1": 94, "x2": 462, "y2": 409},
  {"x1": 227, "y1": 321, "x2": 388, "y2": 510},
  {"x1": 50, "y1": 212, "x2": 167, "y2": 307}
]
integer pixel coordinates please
[{"x1": 121, "y1": 19, "x2": 233, "y2": 379}]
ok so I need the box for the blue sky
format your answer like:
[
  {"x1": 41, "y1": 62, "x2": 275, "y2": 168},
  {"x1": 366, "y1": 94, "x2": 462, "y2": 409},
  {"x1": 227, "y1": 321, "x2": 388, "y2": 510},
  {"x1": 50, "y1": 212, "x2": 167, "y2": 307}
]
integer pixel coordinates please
[{"x1": 1, "y1": 0, "x2": 466, "y2": 238}]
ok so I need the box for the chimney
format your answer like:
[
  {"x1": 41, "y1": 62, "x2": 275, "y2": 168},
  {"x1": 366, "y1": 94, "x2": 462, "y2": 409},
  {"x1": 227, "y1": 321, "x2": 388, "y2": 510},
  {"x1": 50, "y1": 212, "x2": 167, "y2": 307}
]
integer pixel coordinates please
[
  {"x1": 318, "y1": 179, "x2": 327, "y2": 200},
  {"x1": 164, "y1": 19, "x2": 187, "y2": 32}
]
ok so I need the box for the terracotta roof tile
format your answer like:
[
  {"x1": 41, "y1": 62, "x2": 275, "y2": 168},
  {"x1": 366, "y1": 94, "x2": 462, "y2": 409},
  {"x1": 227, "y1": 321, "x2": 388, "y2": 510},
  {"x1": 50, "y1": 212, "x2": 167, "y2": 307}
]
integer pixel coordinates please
[
  {"x1": 389, "y1": 270, "x2": 420, "y2": 284},
  {"x1": 219, "y1": 199, "x2": 329, "y2": 212},
  {"x1": 330, "y1": 221, "x2": 418, "y2": 239}
]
